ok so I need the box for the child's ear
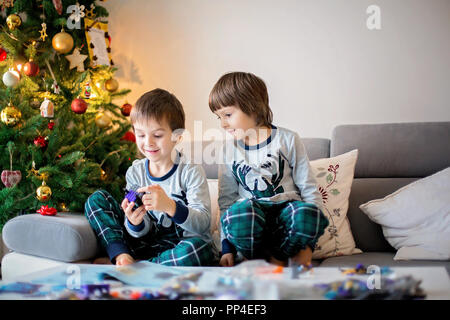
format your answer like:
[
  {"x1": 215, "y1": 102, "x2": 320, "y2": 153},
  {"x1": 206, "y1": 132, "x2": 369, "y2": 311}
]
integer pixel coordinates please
[{"x1": 171, "y1": 129, "x2": 184, "y2": 144}]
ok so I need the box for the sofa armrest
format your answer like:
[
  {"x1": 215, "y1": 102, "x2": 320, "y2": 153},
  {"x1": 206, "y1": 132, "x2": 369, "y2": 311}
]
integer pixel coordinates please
[{"x1": 2, "y1": 213, "x2": 100, "y2": 262}]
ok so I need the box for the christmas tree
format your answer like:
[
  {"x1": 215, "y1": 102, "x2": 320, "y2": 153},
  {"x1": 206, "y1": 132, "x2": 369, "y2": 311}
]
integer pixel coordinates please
[{"x1": 0, "y1": 0, "x2": 137, "y2": 229}]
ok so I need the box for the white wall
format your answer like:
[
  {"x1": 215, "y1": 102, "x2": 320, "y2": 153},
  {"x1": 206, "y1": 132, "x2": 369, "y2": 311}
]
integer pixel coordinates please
[{"x1": 103, "y1": 0, "x2": 450, "y2": 139}]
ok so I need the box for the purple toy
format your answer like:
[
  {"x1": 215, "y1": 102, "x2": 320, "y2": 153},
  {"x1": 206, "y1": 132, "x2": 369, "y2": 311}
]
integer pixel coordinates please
[{"x1": 124, "y1": 186, "x2": 144, "y2": 210}]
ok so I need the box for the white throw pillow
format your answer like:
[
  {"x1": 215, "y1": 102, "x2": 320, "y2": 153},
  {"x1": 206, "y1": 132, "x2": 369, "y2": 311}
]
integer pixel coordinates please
[
  {"x1": 359, "y1": 167, "x2": 450, "y2": 261},
  {"x1": 311, "y1": 149, "x2": 362, "y2": 259}
]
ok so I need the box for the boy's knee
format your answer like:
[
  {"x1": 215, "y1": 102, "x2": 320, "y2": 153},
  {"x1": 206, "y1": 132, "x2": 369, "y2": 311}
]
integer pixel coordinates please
[
  {"x1": 222, "y1": 199, "x2": 256, "y2": 223},
  {"x1": 84, "y1": 189, "x2": 111, "y2": 214}
]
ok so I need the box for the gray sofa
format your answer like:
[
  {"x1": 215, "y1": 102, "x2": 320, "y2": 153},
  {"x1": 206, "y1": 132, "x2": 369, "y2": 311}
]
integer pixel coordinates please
[{"x1": 2, "y1": 122, "x2": 449, "y2": 279}]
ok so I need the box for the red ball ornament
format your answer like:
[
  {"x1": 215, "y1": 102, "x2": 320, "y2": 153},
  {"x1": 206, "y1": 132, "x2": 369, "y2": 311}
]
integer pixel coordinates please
[
  {"x1": 23, "y1": 60, "x2": 40, "y2": 76},
  {"x1": 121, "y1": 103, "x2": 132, "y2": 116},
  {"x1": 48, "y1": 120, "x2": 55, "y2": 130},
  {"x1": 71, "y1": 98, "x2": 88, "y2": 114},
  {"x1": 121, "y1": 131, "x2": 136, "y2": 142},
  {"x1": 0, "y1": 48, "x2": 7, "y2": 62},
  {"x1": 34, "y1": 135, "x2": 48, "y2": 149}
]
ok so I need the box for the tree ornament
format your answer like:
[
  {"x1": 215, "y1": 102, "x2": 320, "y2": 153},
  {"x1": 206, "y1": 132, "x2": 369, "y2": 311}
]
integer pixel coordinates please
[
  {"x1": 1, "y1": 141, "x2": 21, "y2": 188},
  {"x1": 1, "y1": 170, "x2": 21, "y2": 188},
  {"x1": 52, "y1": 0, "x2": 63, "y2": 15},
  {"x1": 121, "y1": 103, "x2": 132, "y2": 116},
  {"x1": 0, "y1": 48, "x2": 7, "y2": 61},
  {"x1": 6, "y1": 13, "x2": 21, "y2": 30},
  {"x1": 71, "y1": 98, "x2": 88, "y2": 114},
  {"x1": 52, "y1": 29, "x2": 74, "y2": 54},
  {"x1": 39, "y1": 23, "x2": 48, "y2": 41},
  {"x1": 40, "y1": 98, "x2": 54, "y2": 118},
  {"x1": 48, "y1": 120, "x2": 55, "y2": 130},
  {"x1": 85, "y1": 18, "x2": 113, "y2": 67},
  {"x1": 84, "y1": 82, "x2": 91, "y2": 99},
  {"x1": 1, "y1": 103, "x2": 21, "y2": 126},
  {"x1": 95, "y1": 112, "x2": 111, "y2": 128},
  {"x1": 65, "y1": 47, "x2": 87, "y2": 72},
  {"x1": 34, "y1": 135, "x2": 48, "y2": 149},
  {"x1": 121, "y1": 131, "x2": 136, "y2": 142},
  {"x1": 85, "y1": 3, "x2": 96, "y2": 18},
  {"x1": 2, "y1": 69, "x2": 20, "y2": 87},
  {"x1": 104, "y1": 78, "x2": 119, "y2": 92},
  {"x1": 36, "y1": 180, "x2": 52, "y2": 202},
  {"x1": 23, "y1": 59, "x2": 40, "y2": 76},
  {"x1": 37, "y1": 205, "x2": 57, "y2": 216}
]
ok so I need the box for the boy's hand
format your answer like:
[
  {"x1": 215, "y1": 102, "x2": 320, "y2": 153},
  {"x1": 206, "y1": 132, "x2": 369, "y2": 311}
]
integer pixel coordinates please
[
  {"x1": 115, "y1": 253, "x2": 135, "y2": 266},
  {"x1": 137, "y1": 185, "x2": 177, "y2": 217},
  {"x1": 121, "y1": 198, "x2": 146, "y2": 226},
  {"x1": 219, "y1": 253, "x2": 235, "y2": 267}
]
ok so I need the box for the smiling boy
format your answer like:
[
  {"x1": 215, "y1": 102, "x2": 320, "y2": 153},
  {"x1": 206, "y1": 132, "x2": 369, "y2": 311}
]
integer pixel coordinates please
[{"x1": 84, "y1": 89, "x2": 214, "y2": 266}]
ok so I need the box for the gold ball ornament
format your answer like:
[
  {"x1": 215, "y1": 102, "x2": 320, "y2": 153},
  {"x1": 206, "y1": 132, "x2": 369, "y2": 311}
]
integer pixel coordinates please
[
  {"x1": 104, "y1": 78, "x2": 119, "y2": 92},
  {"x1": 36, "y1": 181, "x2": 52, "y2": 202},
  {"x1": 6, "y1": 14, "x2": 22, "y2": 30},
  {"x1": 1, "y1": 103, "x2": 22, "y2": 127},
  {"x1": 95, "y1": 112, "x2": 112, "y2": 128},
  {"x1": 52, "y1": 30, "x2": 74, "y2": 54}
]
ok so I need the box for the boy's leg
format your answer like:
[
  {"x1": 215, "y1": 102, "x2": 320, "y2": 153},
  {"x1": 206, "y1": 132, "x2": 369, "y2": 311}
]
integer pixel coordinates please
[
  {"x1": 221, "y1": 199, "x2": 269, "y2": 260},
  {"x1": 270, "y1": 201, "x2": 329, "y2": 261},
  {"x1": 84, "y1": 189, "x2": 139, "y2": 264},
  {"x1": 149, "y1": 237, "x2": 214, "y2": 266}
]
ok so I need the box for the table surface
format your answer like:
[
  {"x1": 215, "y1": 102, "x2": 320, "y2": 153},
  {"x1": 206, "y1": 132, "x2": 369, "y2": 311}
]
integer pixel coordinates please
[{"x1": 1, "y1": 264, "x2": 449, "y2": 300}]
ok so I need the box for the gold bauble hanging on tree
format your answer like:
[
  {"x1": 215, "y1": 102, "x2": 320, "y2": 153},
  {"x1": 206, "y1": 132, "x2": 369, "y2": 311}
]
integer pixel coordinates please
[
  {"x1": 52, "y1": 29, "x2": 74, "y2": 54},
  {"x1": 1, "y1": 103, "x2": 22, "y2": 127},
  {"x1": 6, "y1": 14, "x2": 22, "y2": 30},
  {"x1": 104, "y1": 78, "x2": 119, "y2": 92},
  {"x1": 95, "y1": 112, "x2": 112, "y2": 128},
  {"x1": 36, "y1": 181, "x2": 52, "y2": 202}
]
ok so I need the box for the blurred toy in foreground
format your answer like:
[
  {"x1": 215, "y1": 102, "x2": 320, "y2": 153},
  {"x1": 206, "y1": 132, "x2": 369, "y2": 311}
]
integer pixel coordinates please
[{"x1": 317, "y1": 275, "x2": 426, "y2": 300}]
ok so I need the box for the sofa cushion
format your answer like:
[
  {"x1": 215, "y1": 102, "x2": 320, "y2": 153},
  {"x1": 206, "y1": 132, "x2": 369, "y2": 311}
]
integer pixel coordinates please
[
  {"x1": 2, "y1": 213, "x2": 99, "y2": 262},
  {"x1": 331, "y1": 122, "x2": 450, "y2": 178},
  {"x1": 347, "y1": 178, "x2": 418, "y2": 252},
  {"x1": 319, "y1": 252, "x2": 450, "y2": 275},
  {"x1": 311, "y1": 150, "x2": 362, "y2": 259},
  {"x1": 359, "y1": 167, "x2": 450, "y2": 260}
]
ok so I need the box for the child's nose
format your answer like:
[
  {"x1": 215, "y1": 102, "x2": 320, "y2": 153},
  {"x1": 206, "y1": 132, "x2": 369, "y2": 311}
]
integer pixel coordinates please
[
  {"x1": 146, "y1": 136, "x2": 156, "y2": 146},
  {"x1": 220, "y1": 118, "x2": 228, "y2": 128}
]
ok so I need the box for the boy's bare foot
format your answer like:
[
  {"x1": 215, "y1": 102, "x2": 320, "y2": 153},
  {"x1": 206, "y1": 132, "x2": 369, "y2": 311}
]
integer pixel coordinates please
[
  {"x1": 268, "y1": 256, "x2": 288, "y2": 267},
  {"x1": 115, "y1": 253, "x2": 135, "y2": 266},
  {"x1": 93, "y1": 257, "x2": 112, "y2": 265},
  {"x1": 291, "y1": 246, "x2": 313, "y2": 266}
]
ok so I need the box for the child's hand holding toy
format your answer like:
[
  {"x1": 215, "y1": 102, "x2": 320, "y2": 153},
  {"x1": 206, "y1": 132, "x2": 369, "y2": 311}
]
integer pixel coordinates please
[
  {"x1": 137, "y1": 185, "x2": 177, "y2": 217},
  {"x1": 121, "y1": 196, "x2": 146, "y2": 226}
]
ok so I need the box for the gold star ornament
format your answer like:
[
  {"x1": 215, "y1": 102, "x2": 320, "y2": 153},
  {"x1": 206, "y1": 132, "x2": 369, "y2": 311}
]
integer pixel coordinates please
[
  {"x1": 65, "y1": 47, "x2": 88, "y2": 72},
  {"x1": 40, "y1": 23, "x2": 48, "y2": 41}
]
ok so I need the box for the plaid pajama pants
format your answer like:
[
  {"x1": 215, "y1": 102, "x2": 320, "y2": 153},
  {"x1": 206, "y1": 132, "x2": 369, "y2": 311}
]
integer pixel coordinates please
[
  {"x1": 221, "y1": 198, "x2": 329, "y2": 260},
  {"x1": 84, "y1": 190, "x2": 213, "y2": 266}
]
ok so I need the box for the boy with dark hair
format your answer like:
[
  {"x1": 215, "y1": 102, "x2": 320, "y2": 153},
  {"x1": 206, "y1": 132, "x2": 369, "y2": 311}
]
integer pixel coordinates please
[{"x1": 85, "y1": 88, "x2": 214, "y2": 266}]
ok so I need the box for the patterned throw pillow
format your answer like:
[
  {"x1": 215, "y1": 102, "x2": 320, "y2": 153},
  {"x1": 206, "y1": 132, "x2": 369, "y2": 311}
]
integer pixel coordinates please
[{"x1": 311, "y1": 149, "x2": 362, "y2": 259}]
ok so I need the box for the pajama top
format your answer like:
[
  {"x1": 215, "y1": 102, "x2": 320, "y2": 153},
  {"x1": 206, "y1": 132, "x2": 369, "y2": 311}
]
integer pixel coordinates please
[
  {"x1": 124, "y1": 152, "x2": 212, "y2": 243},
  {"x1": 218, "y1": 125, "x2": 324, "y2": 247}
]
